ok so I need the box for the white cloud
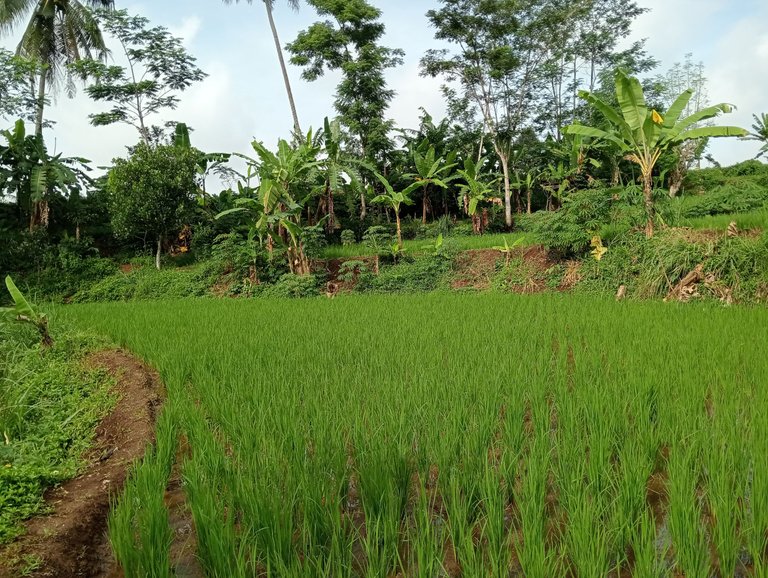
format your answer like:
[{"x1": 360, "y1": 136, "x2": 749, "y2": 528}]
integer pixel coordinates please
[
  {"x1": 388, "y1": 63, "x2": 446, "y2": 132},
  {"x1": 169, "y1": 16, "x2": 203, "y2": 47}
]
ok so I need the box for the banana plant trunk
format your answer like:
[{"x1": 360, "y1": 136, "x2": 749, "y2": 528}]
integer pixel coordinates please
[
  {"x1": 264, "y1": 2, "x2": 302, "y2": 136},
  {"x1": 395, "y1": 211, "x2": 402, "y2": 249},
  {"x1": 642, "y1": 172, "x2": 654, "y2": 238},
  {"x1": 422, "y1": 184, "x2": 428, "y2": 224},
  {"x1": 288, "y1": 242, "x2": 311, "y2": 275}
]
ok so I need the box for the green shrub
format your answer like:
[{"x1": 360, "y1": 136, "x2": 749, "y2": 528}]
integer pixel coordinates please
[
  {"x1": 338, "y1": 260, "x2": 368, "y2": 282},
  {"x1": 525, "y1": 186, "x2": 664, "y2": 256},
  {"x1": 678, "y1": 182, "x2": 768, "y2": 219},
  {"x1": 359, "y1": 253, "x2": 453, "y2": 294},
  {"x1": 577, "y1": 229, "x2": 768, "y2": 303},
  {"x1": 73, "y1": 263, "x2": 219, "y2": 302},
  {"x1": 0, "y1": 323, "x2": 113, "y2": 542},
  {"x1": 260, "y1": 274, "x2": 322, "y2": 299},
  {"x1": 340, "y1": 230, "x2": 356, "y2": 246}
]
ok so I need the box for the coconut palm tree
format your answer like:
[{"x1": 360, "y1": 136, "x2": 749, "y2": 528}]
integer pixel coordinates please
[
  {"x1": 0, "y1": 0, "x2": 113, "y2": 228},
  {"x1": 746, "y1": 113, "x2": 768, "y2": 160},
  {"x1": 566, "y1": 70, "x2": 747, "y2": 237},
  {"x1": 223, "y1": 0, "x2": 302, "y2": 136},
  {"x1": 0, "y1": 0, "x2": 114, "y2": 136}
]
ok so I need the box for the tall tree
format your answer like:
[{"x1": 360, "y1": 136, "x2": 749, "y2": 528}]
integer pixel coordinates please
[
  {"x1": 422, "y1": 0, "x2": 575, "y2": 229},
  {"x1": 70, "y1": 9, "x2": 207, "y2": 146},
  {"x1": 0, "y1": 0, "x2": 114, "y2": 137},
  {"x1": 0, "y1": 48, "x2": 41, "y2": 124},
  {"x1": 656, "y1": 53, "x2": 710, "y2": 196},
  {"x1": 538, "y1": 0, "x2": 648, "y2": 141},
  {"x1": 287, "y1": 0, "x2": 403, "y2": 173},
  {"x1": 222, "y1": 0, "x2": 302, "y2": 135}
]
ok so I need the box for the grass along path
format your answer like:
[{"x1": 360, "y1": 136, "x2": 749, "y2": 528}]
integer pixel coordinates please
[{"x1": 62, "y1": 294, "x2": 768, "y2": 577}]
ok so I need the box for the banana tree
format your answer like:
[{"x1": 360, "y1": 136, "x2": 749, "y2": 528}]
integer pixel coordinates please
[
  {"x1": 512, "y1": 171, "x2": 540, "y2": 215},
  {"x1": 318, "y1": 117, "x2": 362, "y2": 232},
  {"x1": 0, "y1": 120, "x2": 92, "y2": 230},
  {"x1": 565, "y1": 70, "x2": 747, "y2": 237},
  {"x1": 457, "y1": 157, "x2": 496, "y2": 234},
  {"x1": 371, "y1": 173, "x2": 420, "y2": 249},
  {"x1": 405, "y1": 142, "x2": 457, "y2": 224},
  {"x1": 1, "y1": 275, "x2": 52, "y2": 347},
  {"x1": 218, "y1": 132, "x2": 320, "y2": 275}
]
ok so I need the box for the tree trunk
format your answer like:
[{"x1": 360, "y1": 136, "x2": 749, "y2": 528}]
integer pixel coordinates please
[
  {"x1": 643, "y1": 173, "x2": 654, "y2": 238},
  {"x1": 265, "y1": 2, "x2": 302, "y2": 136},
  {"x1": 35, "y1": 73, "x2": 46, "y2": 137},
  {"x1": 156, "y1": 235, "x2": 163, "y2": 270},
  {"x1": 30, "y1": 72, "x2": 49, "y2": 230},
  {"x1": 288, "y1": 242, "x2": 310, "y2": 275},
  {"x1": 360, "y1": 191, "x2": 367, "y2": 221},
  {"x1": 328, "y1": 185, "x2": 335, "y2": 231},
  {"x1": 422, "y1": 185, "x2": 428, "y2": 224},
  {"x1": 395, "y1": 212, "x2": 402, "y2": 249},
  {"x1": 498, "y1": 150, "x2": 513, "y2": 229},
  {"x1": 527, "y1": 188, "x2": 532, "y2": 214}
]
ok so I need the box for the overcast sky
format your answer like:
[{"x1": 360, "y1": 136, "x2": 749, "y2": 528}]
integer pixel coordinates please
[{"x1": 2, "y1": 0, "x2": 766, "y2": 179}]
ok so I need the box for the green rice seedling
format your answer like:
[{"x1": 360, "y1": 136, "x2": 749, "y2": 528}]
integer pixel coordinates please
[
  {"x1": 631, "y1": 508, "x2": 668, "y2": 578},
  {"x1": 667, "y1": 440, "x2": 710, "y2": 578},
  {"x1": 514, "y1": 435, "x2": 558, "y2": 578},
  {"x1": 108, "y1": 411, "x2": 176, "y2": 578},
  {"x1": 705, "y1": 397, "x2": 749, "y2": 578},
  {"x1": 747, "y1": 411, "x2": 768, "y2": 578},
  {"x1": 563, "y1": 483, "x2": 612, "y2": 578},
  {"x1": 611, "y1": 433, "x2": 655, "y2": 562},
  {"x1": 408, "y1": 488, "x2": 445, "y2": 578}
]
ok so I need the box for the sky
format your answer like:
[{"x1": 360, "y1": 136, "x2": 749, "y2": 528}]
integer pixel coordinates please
[{"x1": 1, "y1": 0, "x2": 766, "y2": 181}]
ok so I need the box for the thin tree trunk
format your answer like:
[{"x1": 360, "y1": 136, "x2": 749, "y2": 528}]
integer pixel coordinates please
[
  {"x1": 156, "y1": 235, "x2": 163, "y2": 270},
  {"x1": 35, "y1": 72, "x2": 46, "y2": 137},
  {"x1": 395, "y1": 212, "x2": 402, "y2": 249},
  {"x1": 30, "y1": 72, "x2": 49, "y2": 230},
  {"x1": 327, "y1": 183, "x2": 335, "y2": 232},
  {"x1": 265, "y1": 2, "x2": 302, "y2": 136},
  {"x1": 643, "y1": 173, "x2": 654, "y2": 238},
  {"x1": 527, "y1": 188, "x2": 532, "y2": 214},
  {"x1": 422, "y1": 185, "x2": 428, "y2": 224},
  {"x1": 498, "y1": 149, "x2": 513, "y2": 229}
]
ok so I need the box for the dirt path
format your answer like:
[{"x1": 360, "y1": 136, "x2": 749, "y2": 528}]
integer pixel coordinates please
[{"x1": 0, "y1": 350, "x2": 162, "y2": 578}]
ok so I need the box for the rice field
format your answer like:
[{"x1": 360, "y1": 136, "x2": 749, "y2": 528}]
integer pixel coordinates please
[
  {"x1": 63, "y1": 294, "x2": 768, "y2": 577},
  {"x1": 682, "y1": 209, "x2": 768, "y2": 232}
]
